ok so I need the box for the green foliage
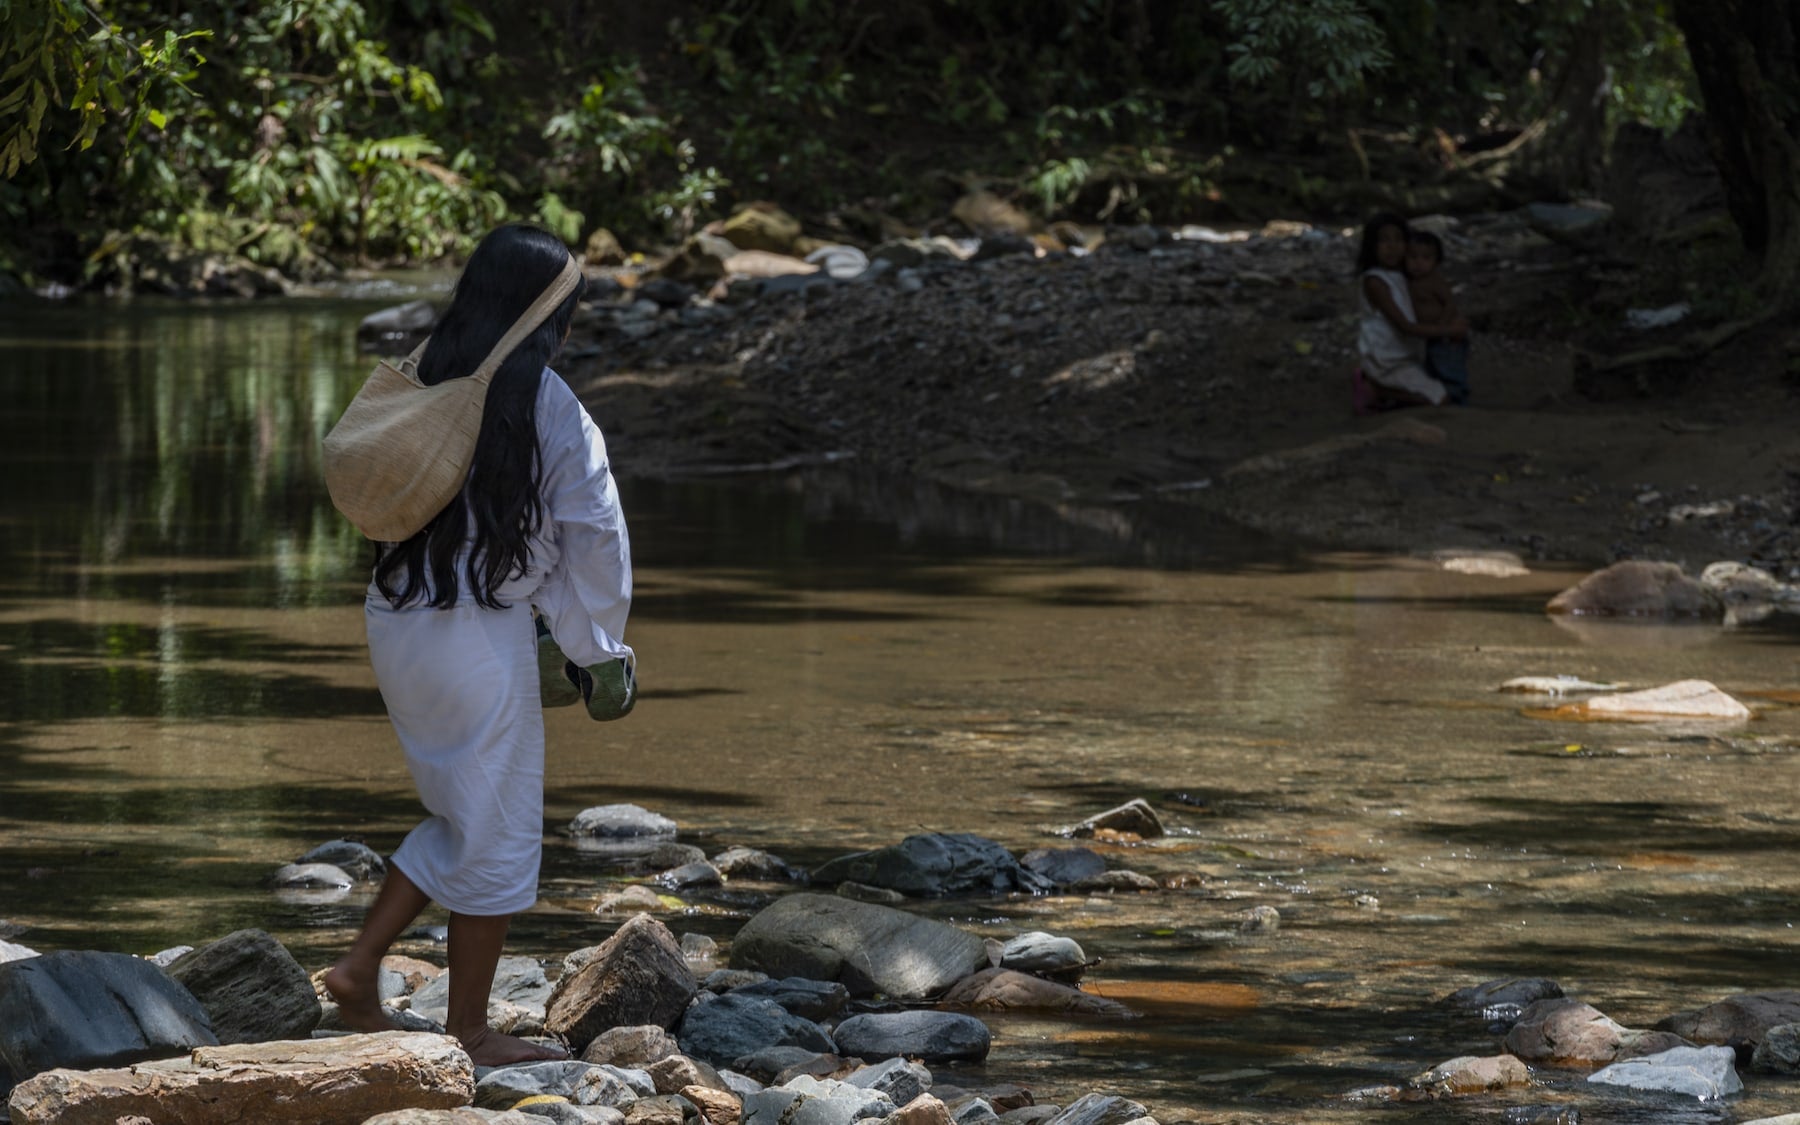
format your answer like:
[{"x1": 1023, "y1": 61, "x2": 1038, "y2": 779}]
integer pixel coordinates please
[
  {"x1": 0, "y1": 0, "x2": 1711, "y2": 280},
  {"x1": 1216, "y1": 0, "x2": 1391, "y2": 97}
]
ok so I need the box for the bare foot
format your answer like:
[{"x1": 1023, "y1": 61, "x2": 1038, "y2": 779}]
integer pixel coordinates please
[
  {"x1": 323, "y1": 958, "x2": 397, "y2": 1033},
  {"x1": 458, "y1": 1026, "x2": 569, "y2": 1067}
]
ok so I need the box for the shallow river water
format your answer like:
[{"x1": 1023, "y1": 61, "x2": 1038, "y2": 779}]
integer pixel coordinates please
[{"x1": 2, "y1": 294, "x2": 1799, "y2": 1123}]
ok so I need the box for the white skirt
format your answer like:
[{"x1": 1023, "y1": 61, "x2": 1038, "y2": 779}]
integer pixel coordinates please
[{"x1": 365, "y1": 595, "x2": 545, "y2": 916}]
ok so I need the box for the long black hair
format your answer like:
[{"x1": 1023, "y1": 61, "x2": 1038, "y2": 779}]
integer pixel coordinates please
[
  {"x1": 1355, "y1": 211, "x2": 1410, "y2": 273},
  {"x1": 374, "y1": 224, "x2": 585, "y2": 610}
]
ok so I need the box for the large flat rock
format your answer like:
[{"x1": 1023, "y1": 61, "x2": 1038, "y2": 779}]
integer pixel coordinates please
[{"x1": 729, "y1": 894, "x2": 988, "y2": 1001}]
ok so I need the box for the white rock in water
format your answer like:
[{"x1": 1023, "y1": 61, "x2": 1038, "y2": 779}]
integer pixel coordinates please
[
  {"x1": 1580, "y1": 679, "x2": 1749, "y2": 721},
  {"x1": 1500, "y1": 675, "x2": 1623, "y2": 695},
  {"x1": 1434, "y1": 550, "x2": 1530, "y2": 578}
]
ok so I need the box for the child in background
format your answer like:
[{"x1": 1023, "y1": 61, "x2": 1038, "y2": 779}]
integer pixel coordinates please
[
  {"x1": 1353, "y1": 213, "x2": 1462, "y2": 408},
  {"x1": 1404, "y1": 230, "x2": 1471, "y2": 405}
]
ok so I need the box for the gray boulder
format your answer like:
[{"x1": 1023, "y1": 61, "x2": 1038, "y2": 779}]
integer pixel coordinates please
[
  {"x1": 733, "y1": 977, "x2": 850, "y2": 1021},
  {"x1": 296, "y1": 839, "x2": 386, "y2": 881},
  {"x1": 272, "y1": 862, "x2": 353, "y2": 888},
  {"x1": 997, "y1": 933, "x2": 1086, "y2": 979},
  {"x1": 1587, "y1": 1044, "x2": 1742, "y2": 1100},
  {"x1": 358, "y1": 299, "x2": 438, "y2": 346},
  {"x1": 0, "y1": 950, "x2": 217, "y2": 1083},
  {"x1": 1055, "y1": 800, "x2": 1165, "y2": 839},
  {"x1": 1752, "y1": 1023, "x2": 1800, "y2": 1073},
  {"x1": 729, "y1": 1045, "x2": 827, "y2": 1083},
  {"x1": 475, "y1": 1060, "x2": 642, "y2": 1109},
  {"x1": 812, "y1": 834, "x2": 1052, "y2": 897},
  {"x1": 728, "y1": 894, "x2": 989, "y2": 1000},
  {"x1": 1017, "y1": 847, "x2": 1107, "y2": 887},
  {"x1": 1546, "y1": 561, "x2": 1723, "y2": 619},
  {"x1": 411, "y1": 954, "x2": 552, "y2": 1034},
  {"x1": 712, "y1": 848, "x2": 806, "y2": 883},
  {"x1": 1042, "y1": 1093, "x2": 1147, "y2": 1125},
  {"x1": 676, "y1": 993, "x2": 835, "y2": 1068},
  {"x1": 581, "y1": 1025, "x2": 682, "y2": 1067},
  {"x1": 843, "y1": 1057, "x2": 931, "y2": 1105},
  {"x1": 548, "y1": 915, "x2": 698, "y2": 1052},
  {"x1": 831, "y1": 1012, "x2": 990, "y2": 1064},
  {"x1": 1656, "y1": 990, "x2": 1800, "y2": 1052},
  {"x1": 570, "y1": 804, "x2": 679, "y2": 839},
  {"x1": 163, "y1": 929, "x2": 320, "y2": 1043}
]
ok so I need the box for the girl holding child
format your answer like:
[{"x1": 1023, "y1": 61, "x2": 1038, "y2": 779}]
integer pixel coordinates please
[{"x1": 1354, "y1": 212, "x2": 1470, "y2": 408}]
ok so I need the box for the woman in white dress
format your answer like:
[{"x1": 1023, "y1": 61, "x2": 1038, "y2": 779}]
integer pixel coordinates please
[
  {"x1": 324, "y1": 224, "x2": 633, "y2": 1066},
  {"x1": 1355, "y1": 212, "x2": 1467, "y2": 406}
]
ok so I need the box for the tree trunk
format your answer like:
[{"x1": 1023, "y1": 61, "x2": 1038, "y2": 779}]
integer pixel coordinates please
[{"x1": 1671, "y1": 0, "x2": 1800, "y2": 299}]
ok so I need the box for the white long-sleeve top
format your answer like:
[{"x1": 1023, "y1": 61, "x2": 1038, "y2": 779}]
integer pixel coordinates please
[{"x1": 368, "y1": 366, "x2": 633, "y2": 667}]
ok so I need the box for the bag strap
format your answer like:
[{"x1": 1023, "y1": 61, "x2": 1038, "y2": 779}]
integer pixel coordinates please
[
  {"x1": 388, "y1": 255, "x2": 582, "y2": 387},
  {"x1": 472, "y1": 255, "x2": 583, "y2": 385}
]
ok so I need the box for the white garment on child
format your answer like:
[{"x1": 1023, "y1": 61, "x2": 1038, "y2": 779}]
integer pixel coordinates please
[
  {"x1": 1357, "y1": 268, "x2": 1446, "y2": 406},
  {"x1": 367, "y1": 366, "x2": 632, "y2": 916}
]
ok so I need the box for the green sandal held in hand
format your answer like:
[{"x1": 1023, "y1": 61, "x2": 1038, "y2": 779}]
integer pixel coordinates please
[{"x1": 536, "y1": 617, "x2": 636, "y2": 720}]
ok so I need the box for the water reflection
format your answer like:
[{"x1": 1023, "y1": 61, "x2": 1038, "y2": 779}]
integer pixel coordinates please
[{"x1": 2, "y1": 296, "x2": 1799, "y2": 1124}]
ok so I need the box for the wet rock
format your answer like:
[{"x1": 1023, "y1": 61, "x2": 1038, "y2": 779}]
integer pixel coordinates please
[
  {"x1": 1701, "y1": 561, "x2": 1796, "y2": 609},
  {"x1": 836, "y1": 882, "x2": 907, "y2": 905},
  {"x1": 597, "y1": 885, "x2": 669, "y2": 915},
  {"x1": 7, "y1": 1031, "x2": 469, "y2": 1125},
  {"x1": 1503, "y1": 998, "x2": 1627, "y2": 1065},
  {"x1": 1409, "y1": 1054, "x2": 1530, "y2": 1095},
  {"x1": 732, "y1": 977, "x2": 850, "y2": 1021},
  {"x1": 939, "y1": 969, "x2": 1133, "y2": 1018},
  {"x1": 831, "y1": 1012, "x2": 991, "y2": 1064},
  {"x1": 1017, "y1": 847, "x2": 1107, "y2": 887},
  {"x1": 659, "y1": 861, "x2": 724, "y2": 889},
  {"x1": 641, "y1": 843, "x2": 710, "y2": 871},
  {"x1": 1556, "y1": 679, "x2": 1749, "y2": 721},
  {"x1": 1587, "y1": 1044, "x2": 1741, "y2": 1100},
  {"x1": 1751, "y1": 1023, "x2": 1800, "y2": 1073},
  {"x1": 1042, "y1": 1093, "x2": 1147, "y2": 1125},
  {"x1": 272, "y1": 862, "x2": 353, "y2": 889},
  {"x1": 1065, "y1": 871, "x2": 1158, "y2": 893},
  {"x1": 676, "y1": 993, "x2": 836, "y2": 1068},
  {"x1": 844, "y1": 1058, "x2": 932, "y2": 1107},
  {"x1": 712, "y1": 848, "x2": 805, "y2": 882},
  {"x1": 729, "y1": 1046, "x2": 829, "y2": 1084},
  {"x1": 1442, "y1": 978, "x2": 1564, "y2": 1013},
  {"x1": 357, "y1": 300, "x2": 437, "y2": 348},
  {"x1": 640, "y1": 280, "x2": 698, "y2": 310},
  {"x1": 1656, "y1": 990, "x2": 1800, "y2": 1053},
  {"x1": 0, "y1": 950, "x2": 217, "y2": 1084},
  {"x1": 1056, "y1": 800, "x2": 1165, "y2": 839},
  {"x1": 703, "y1": 970, "x2": 769, "y2": 993},
  {"x1": 1430, "y1": 549, "x2": 1530, "y2": 577},
  {"x1": 548, "y1": 915, "x2": 698, "y2": 1052},
  {"x1": 296, "y1": 839, "x2": 386, "y2": 881},
  {"x1": 812, "y1": 833, "x2": 1052, "y2": 897},
  {"x1": 1238, "y1": 906, "x2": 1281, "y2": 934},
  {"x1": 474, "y1": 1060, "x2": 641, "y2": 1110},
  {"x1": 729, "y1": 894, "x2": 988, "y2": 1001},
  {"x1": 1499, "y1": 676, "x2": 1621, "y2": 695},
  {"x1": 163, "y1": 929, "x2": 321, "y2": 1044},
  {"x1": 1545, "y1": 560, "x2": 1723, "y2": 618},
  {"x1": 682, "y1": 934, "x2": 720, "y2": 963},
  {"x1": 581, "y1": 1025, "x2": 682, "y2": 1068},
  {"x1": 412, "y1": 955, "x2": 552, "y2": 1036},
  {"x1": 994, "y1": 1106, "x2": 1058, "y2": 1125},
  {"x1": 997, "y1": 933, "x2": 1086, "y2": 979}
]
